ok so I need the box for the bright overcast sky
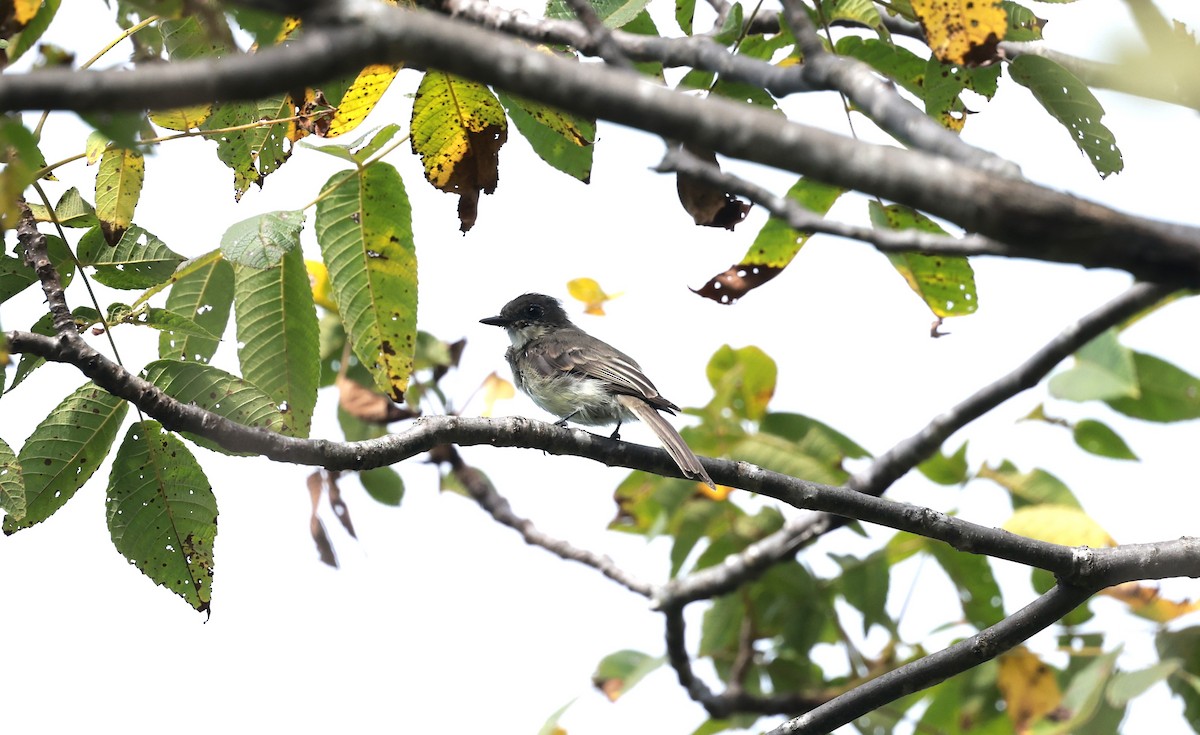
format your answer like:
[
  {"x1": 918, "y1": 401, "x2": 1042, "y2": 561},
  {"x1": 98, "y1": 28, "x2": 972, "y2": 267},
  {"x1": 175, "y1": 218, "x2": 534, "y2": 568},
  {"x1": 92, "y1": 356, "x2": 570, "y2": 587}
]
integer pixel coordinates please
[{"x1": 3, "y1": 1, "x2": 1200, "y2": 734}]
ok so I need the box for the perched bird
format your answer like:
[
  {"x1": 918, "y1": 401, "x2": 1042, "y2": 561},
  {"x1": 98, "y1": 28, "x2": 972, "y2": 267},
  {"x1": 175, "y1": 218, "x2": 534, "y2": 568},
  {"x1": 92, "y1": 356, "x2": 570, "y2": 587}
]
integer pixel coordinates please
[{"x1": 481, "y1": 293, "x2": 715, "y2": 488}]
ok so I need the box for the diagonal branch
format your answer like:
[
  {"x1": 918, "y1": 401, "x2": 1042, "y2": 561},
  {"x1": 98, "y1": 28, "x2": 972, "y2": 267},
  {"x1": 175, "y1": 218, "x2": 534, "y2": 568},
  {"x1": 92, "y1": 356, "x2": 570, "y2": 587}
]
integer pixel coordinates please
[
  {"x1": 428, "y1": 444, "x2": 654, "y2": 597},
  {"x1": 655, "y1": 280, "x2": 1176, "y2": 606},
  {"x1": 764, "y1": 583, "x2": 1097, "y2": 734}
]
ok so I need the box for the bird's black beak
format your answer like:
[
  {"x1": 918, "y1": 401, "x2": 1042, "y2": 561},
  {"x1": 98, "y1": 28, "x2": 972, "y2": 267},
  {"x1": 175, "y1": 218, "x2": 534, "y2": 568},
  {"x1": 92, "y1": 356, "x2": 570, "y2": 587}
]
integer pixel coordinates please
[{"x1": 480, "y1": 315, "x2": 508, "y2": 327}]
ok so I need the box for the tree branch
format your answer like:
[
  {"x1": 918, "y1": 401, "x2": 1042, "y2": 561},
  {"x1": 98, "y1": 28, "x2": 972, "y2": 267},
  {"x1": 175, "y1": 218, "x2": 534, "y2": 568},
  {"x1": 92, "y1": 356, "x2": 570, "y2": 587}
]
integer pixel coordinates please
[
  {"x1": 765, "y1": 583, "x2": 1097, "y2": 734},
  {"x1": 428, "y1": 444, "x2": 654, "y2": 597},
  {"x1": 3, "y1": 5, "x2": 1199, "y2": 282},
  {"x1": 849, "y1": 281, "x2": 1175, "y2": 496}
]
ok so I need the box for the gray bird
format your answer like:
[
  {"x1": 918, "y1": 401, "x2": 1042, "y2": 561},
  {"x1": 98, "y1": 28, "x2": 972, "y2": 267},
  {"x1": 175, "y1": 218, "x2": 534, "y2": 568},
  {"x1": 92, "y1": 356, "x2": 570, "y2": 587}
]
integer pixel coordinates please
[{"x1": 481, "y1": 293, "x2": 715, "y2": 488}]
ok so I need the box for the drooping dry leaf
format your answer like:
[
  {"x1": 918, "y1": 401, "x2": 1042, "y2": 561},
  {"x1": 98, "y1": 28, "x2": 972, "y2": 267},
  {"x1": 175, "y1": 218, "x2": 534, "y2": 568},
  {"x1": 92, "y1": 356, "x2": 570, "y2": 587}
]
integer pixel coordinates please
[
  {"x1": 326, "y1": 471, "x2": 356, "y2": 539},
  {"x1": 675, "y1": 146, "x2": 750, "y2": 229},
  {"x1": 336, "y1": 373, "x2": 415, "y2": 424},
  {"x1": 307, "y1": 471, "x2": 337, "y2": 567},
  {"x1": 692, "y1": 263, "x2": 782, "y2": 305},
  {"x1": 1103, "y1": 582, "x2": 1200, "y2": 623}
]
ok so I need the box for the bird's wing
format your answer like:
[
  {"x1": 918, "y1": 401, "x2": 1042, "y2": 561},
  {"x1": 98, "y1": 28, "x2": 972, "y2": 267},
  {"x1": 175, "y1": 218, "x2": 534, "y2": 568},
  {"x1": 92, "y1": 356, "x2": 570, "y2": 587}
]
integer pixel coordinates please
[{"x1": 533, "y1": 331, "x2": 681, "y2": 413}]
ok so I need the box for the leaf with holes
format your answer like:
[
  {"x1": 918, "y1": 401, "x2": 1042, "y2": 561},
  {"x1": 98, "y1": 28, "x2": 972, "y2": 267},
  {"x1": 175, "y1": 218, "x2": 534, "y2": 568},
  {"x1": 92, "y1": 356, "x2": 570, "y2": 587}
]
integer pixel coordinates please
[
  {"x1": 314, "y1": 163, "x2": 417, "y2": 401},
  {"x1": 0, "y1": 437, "x2": 25, "y2": 525},
  {"x1": 1009, "y1": 55, "x2": 1123, "y2": 178},
  {"x1": 158, "y1": 253, "x2": 234, "y2": 363},
  {"x1": 234, "y1": 246, "x2": 320, "y2": 437},
  {"x1": 142, "y1": 360, "x2": 287, "y2": 454},
  {"x1": 911, "y1": 0, "x2": 1005, "y2": 65},
  {"x1": 107, "y1": 421, "x2": 217, "y2": 614},
  {"x1": 202, "y1": 96, "x2": 294, "y2": 200},
  {"x1": 497, "y1": 91, "x2": 594, "y2": 183},
  {"x1": 411, "y1": 71, "x2": 507, "y2": 232},
  {"x1": 77, "y1": 224, "x2": 185, "y2": 289},
  {"x1": 694, "y1": 177, "x2": 842, "y2": 305},
  {"x1": 3, "y1": 383, "x2": 128, "y2": 534},
  {"x1": 868, "y1": 202, "x2": 978, "y2": 318},
  {"x1": 95, "y1": 147, "x2": 144, "y2": 245}
]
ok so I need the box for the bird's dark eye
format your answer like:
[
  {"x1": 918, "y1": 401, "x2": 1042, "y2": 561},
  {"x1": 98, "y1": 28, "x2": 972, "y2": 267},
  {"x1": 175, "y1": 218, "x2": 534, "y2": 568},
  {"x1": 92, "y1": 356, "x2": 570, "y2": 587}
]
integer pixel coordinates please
[{"x1": 526, "y1": 303, "x2": 543, "y2": 318}]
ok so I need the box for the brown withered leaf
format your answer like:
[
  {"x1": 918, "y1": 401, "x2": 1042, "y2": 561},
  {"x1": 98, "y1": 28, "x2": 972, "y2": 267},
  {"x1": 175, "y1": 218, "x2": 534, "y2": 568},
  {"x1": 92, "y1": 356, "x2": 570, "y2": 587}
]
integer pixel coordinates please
[
  {"x1": 432, "y1": 337, "x2": 466, "y2": 384},
  {"x1": 451, "y1": 126, "x2": 506, "y2": 233},
  {"x1": 325, "y1": 471, "x2": 357, "y2": 539},
  {"x1": 692, "y1": 262, "x2": 782, "y2": 305},
  {"x1": 336, "y1": 373, "x2": 418, "y2": 424},
  {"x1": 676, "y1": 146, "x2": 750, "y2": 230},
  {"x1": 307, "y1": 471, "x2": 338, "y2": 568},
  {"x1": 292, "y1": 89, "x2": 333, "y2": 140}
]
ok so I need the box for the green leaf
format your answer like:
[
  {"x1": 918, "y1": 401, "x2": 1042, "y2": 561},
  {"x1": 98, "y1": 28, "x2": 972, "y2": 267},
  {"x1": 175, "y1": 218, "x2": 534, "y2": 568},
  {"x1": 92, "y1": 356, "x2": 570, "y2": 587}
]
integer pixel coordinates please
[
  {"x1": 77, "y1": 225, "x2": 185, "y2": 289},
  {"x1": 2, "y1": 234, "x2": 73, "y2": 304},
  {"x1": 202, "y1": 96, "x2": 294, "y2": 200},
  {"x1": 1107, "y1": 352, "x2": 1200, "y2": 422},
  {"x1": 158, "y1": 254, "x2": 234, "y2": 363},
  {"x1": 836, "y1": 36, "x2": 925, "y2": 98},
  {"x1": 142, "y1": 360, "x2": 287, "y2": 454},
  {"x1": 220, "y1": 210, "x2": 305, "y2": 268},
  {"x1": 703, "y1": 345, "x2": 777, "y2": 422},
  {"x1": 868, "y1": 202, "x2": 978, "y2": 317},
  {"x1": 5, "y1": 0, "x2": 61, "y2": 64},
  {"x1": 161, "y1": 15, "x2": 228, "y2": 60},
  {"x1": 1156, "y1": 627, "x2": 1200, "y2": 730},
  {"x1": 314, "y1": 163, "x2": 418, "y2": 402},
  {"x1": 1072, "y1": 419, "x2": 1138, "y2": 460},
  {"x1": 2, "y1": 383, "x2": 128, "y2": 534},
  {"x1": 737, "y1": 413, "x2": 867, "y2": 485},
  {"x1": 918, "y1": 440, "x2": 969, "y2": 484},
  {"x1": 1009, "y1": 54, "x2": 1123, "y2": 178},
  {"x1": 1002, "y1": 1, "x2": 1045, "y2": 41},
  {"x1": 5, "y1": 307, "x2": 100, "y2": 392},
  {"x1": 106, "y1": 421, "x2": 217, "y2": 614},
  {"x1": 1044, "y1": 648, "x2": 1122, "y2": 734},
  {"x1": 822, "y1": 0, "x2": 888, "y2": 37},
  {"x1": 304, "y1": 123, "x2": 404, "y2": 165},
  {"x1": 95, "y1": 147, "x2": 145, "y2": 245},
  {"x1": 546, "y1": 0, "x2": 652, "y2": 28},
  {"x1": 926, "y1": 539, "x2": 1005, "y2": 628},
  {"x1": 710, "y1": 3, "x2": 744, "y2": 45},
  {"x1": 359, "y1": 466, "x2": 405, "y2": 506},
  {"x1": 977, "y1": 461, "x2": 1081, "y2": 508},
  {"x1": 1049, "y1": 329, "x2": 1139, "y2": 402},
  {"x1": 0, "y1": 437, "x2": 26, "y2": 524},
  {"x1": 233, "y1": 247, "x2": 320, "y2": 437},
  {"x1": 537, "y1": 699, "x2": 578, "y2": 735},
  {"x1": 28, "y1": 186, "x2": 98, "y2": 228},
  {"x1": 831, "y1": 551, "x2": 893, "y2": 634},
  {"x1": 591, "y1": 650, "x2": 664, "y2": 701},
  {"x1": 496, "y1": 91, "x2": 595, "y2": 183},
  {"x1": 1106, "y1": 660, "x2": 1181, "y2": 707},
  {"x1": 675, "y1": 0, "x2": 696, "y2": 33}
]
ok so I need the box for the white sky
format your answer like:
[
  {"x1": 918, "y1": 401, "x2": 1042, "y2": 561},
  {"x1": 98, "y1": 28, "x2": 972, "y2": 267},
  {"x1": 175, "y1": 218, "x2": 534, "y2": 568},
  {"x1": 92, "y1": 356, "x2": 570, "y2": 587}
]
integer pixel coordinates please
[{"x1": 2, "y1": 1, "x2": 1200, "y2": 734}]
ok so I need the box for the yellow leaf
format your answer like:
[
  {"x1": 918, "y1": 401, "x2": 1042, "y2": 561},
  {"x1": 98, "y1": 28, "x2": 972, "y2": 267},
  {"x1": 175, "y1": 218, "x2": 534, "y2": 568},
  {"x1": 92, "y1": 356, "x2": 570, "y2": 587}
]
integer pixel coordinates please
[
  {"x1": 566, "y1": 277, "x2": 622, "y2": 315},
  {"x1": 95, "y1": 147, "x2": 145, "y2": 246},
  {"x1": 697, "y1": 483, "x2": 733, "y2": 501},
  {"x1": 1102, "y1": 582, "x2": 1200, "y2": 624},
  {"x1": 276, "y1": 17, "x2": 302, "y2": 43},
  {"x1": 326, "y1": 64, "x2": 402, "y2": 138},
  {"x1": 911, "y1": 0, "x2": 1006, "y2": 65},
  {"x1": 305, "y1": 259, "x2": 338, "y2": 313},
  {"x1": 480, "y1": 371, "x2": 515, "y2": 417},
  {"x1": 14, "y1": 0, "x2": 39, "y2": 24},
  {"x1": 1002, "y1": 505, "x2": 1116, "y2": 548},
  {"x1": 150, "y1": 104, "x2": 213, "y2": 132},
  {"x1": 997, "y1": 647, "x2": 1063, "y2": 733}
]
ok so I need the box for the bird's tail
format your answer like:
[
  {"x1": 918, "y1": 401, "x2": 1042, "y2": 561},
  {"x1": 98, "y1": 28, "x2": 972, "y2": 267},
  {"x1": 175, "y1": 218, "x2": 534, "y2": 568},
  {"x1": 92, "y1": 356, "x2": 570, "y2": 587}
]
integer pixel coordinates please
[{"x1": 617, "y1": 395, "x2": 715, "y2": 489}]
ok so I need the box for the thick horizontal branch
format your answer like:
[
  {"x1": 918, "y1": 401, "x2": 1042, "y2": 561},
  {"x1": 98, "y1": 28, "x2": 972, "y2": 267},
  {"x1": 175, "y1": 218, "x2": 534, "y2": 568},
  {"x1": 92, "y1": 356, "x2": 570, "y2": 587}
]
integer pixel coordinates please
[
  {"x1": 2, "y1": 5, "x2": 1200, "y2": 282},
  {"x1": 7, "y1": 328, "x2": 1199, "y2": 593}
]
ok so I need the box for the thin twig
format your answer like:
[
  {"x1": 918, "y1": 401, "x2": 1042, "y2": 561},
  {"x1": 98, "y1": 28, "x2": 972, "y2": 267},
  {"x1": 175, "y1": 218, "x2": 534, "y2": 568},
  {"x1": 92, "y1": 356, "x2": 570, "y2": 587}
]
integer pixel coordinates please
[{"x1": 429, "y1": 444, "x2": 654, "y2": 597}]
